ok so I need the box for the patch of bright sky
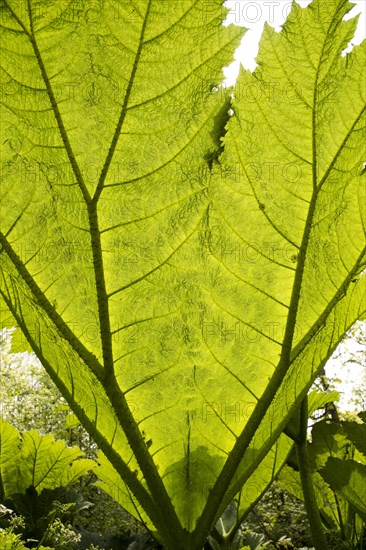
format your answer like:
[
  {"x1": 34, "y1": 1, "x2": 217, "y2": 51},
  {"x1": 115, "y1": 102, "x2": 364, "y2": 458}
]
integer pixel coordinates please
[
  {"x1": 325, "y1": 322, "x2": 366, "y2": 413},
  {"x1": 221, "y1": 0, "x2": 366, "y2": 412},
  {"x1": 223, "y1": 0, "x2": 366, "y2": 81}
]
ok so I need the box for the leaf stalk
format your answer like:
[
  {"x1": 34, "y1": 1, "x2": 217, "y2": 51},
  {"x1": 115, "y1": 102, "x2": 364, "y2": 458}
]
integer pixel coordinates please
[{"x1": 296, "y1": 396, "x2": 329, "y2": 550}]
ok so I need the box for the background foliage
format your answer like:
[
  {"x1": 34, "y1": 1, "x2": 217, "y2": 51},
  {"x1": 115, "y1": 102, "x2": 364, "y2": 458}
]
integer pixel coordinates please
[{"x1": 1, "y1": 325, "x2": 365, "y2": 549}]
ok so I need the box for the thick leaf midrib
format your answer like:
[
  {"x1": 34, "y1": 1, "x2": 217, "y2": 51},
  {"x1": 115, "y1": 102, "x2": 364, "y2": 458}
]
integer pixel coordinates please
[
  {"x1": 1, "y1": 0, "x2": 364, "y2": 544},
  {"x1": 27, "y1": 5, "x2": 184, "y2": 534},
  {"x1": 218, "y1": 257, "x2": 366, "y2": 512},
  {"x1": 87, "y1": 0, "x2": 192, "y2": 512},
  {"x1": 93, "y1": 0, "x2": 152, "y2": 203},
  {"x1": 5, "y1": 312, "x2": 169, "y2": 537},
  {"x1": 215, "y1": 334, "x2": 349, "y2": 528},
  {"x1": 191, "y1": 124, "x2": 321, "y2": 550},
  {"x1": 87, "y1": 205, "x2": 114, "y2": 373},
  {"x1": 310, "y1": 0, "x2": 351, "y2": 192},
  {"x1": 23, "y1": 0, "x2": 91, "y2": 205},
  {"x1": 192, "y1": 3, "x2": 359, "y2": 534},
  {"x1": 289, "y1": 246, "x2": 366, "y2": 365},
  {"x1": 0, "y1": 235, "x2": 104, "y2": 380}
]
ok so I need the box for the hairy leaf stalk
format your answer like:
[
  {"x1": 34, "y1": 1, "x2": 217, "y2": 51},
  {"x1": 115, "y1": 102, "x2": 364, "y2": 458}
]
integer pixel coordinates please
[{"x1": 296, "y1": 397, "x2": 328, "y2": 550}]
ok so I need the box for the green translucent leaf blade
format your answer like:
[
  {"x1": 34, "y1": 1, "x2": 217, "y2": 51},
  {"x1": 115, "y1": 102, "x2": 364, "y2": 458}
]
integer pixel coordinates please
[
  {"x1": 342, "y1": 420, "x2": 366, "y2": 456},
  {"x1": 0, "y1": 419, "x2": 95, "y2": 498},
  {"x1": 207, "y1": 0, "x2": 365, "y2": 518},
  {"x1": 320, "y1": 457, "x2": 366, "y2": 522},
  {"x1": 310, "y1": 421, "x2": 350, "y2": 469},
  {"x1": 0, "y1": 0, "x2": 365, "y2": 540}
]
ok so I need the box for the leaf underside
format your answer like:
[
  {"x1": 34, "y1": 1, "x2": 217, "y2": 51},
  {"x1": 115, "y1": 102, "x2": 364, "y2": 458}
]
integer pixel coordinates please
[{"x1": 0, "y1": 0, "x2": 365, "y2": 542}]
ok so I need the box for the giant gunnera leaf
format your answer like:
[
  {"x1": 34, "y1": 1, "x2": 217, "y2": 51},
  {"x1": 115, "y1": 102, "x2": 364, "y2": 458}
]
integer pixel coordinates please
[{"x1": 0, "y1": 1, "x2": 365, "y2": 548}]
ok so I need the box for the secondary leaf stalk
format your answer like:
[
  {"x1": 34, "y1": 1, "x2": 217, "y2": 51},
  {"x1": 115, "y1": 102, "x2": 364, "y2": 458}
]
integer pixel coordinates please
[
  {"x1": 190, "y1": 184, "x2": 320, "y2": 548},
  {"x1": 102, "y1": 371, "x2": 188, "y2": 548},
  {"x1": 296, "y1": 396, "x2": 328, "y2": 550}
]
